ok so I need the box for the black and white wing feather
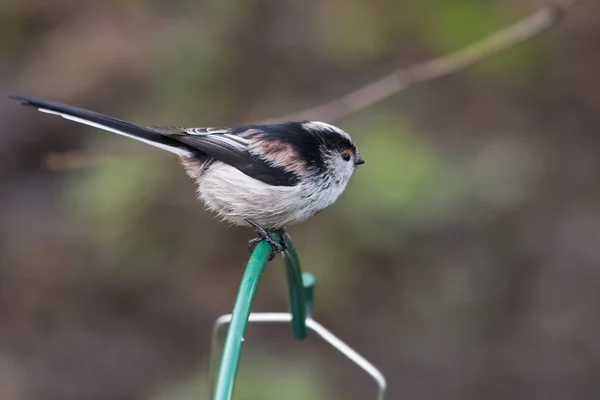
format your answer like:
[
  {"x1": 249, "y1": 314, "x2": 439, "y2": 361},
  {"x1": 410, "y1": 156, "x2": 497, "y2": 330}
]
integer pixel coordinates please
[
  {"x1": 149, "y1": 126, "x2": 300, "y2": 186},
  {"x1": 10, "y1": 95, "x2": 299, "y2": 186}
]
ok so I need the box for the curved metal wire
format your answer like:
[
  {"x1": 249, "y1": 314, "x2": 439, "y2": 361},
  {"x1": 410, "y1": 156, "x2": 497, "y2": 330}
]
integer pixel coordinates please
[{"x1": 210, "y1": 313, "x2": 387, "y2": 400}]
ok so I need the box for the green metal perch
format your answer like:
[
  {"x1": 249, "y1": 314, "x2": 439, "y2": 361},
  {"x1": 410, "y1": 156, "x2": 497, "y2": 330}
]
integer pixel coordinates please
[{"x1": 209, "y1": 233, "x2": 386, "y2": 399}]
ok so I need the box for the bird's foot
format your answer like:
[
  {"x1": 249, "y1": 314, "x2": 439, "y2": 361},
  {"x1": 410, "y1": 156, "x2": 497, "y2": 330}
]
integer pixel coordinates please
[{"x1": 246, "y1": 220, "x2": 287, "y2": 261}]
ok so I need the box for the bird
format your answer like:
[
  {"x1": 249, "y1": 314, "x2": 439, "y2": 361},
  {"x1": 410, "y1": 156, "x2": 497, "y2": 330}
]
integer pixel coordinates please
[{"x1": 9, "y1": 95, "x2": 365, "y2": 260}]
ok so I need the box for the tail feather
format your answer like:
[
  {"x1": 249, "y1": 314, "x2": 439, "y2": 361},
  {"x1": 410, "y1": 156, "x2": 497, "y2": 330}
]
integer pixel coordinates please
[{"x1": 9, "y1": 95, "x2": 193, "y2": 157}]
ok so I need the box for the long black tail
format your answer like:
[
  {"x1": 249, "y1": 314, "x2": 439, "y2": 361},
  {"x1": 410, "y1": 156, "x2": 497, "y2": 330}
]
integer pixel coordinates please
[{"x1": 9, "y1": 95, "x2": 194, "y2": 157}]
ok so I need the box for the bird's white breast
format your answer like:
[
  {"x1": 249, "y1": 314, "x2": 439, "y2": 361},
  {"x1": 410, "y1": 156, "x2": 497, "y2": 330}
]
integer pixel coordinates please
[{"x1": 195, "y1": 162, "x2": 347, "y2": 229}]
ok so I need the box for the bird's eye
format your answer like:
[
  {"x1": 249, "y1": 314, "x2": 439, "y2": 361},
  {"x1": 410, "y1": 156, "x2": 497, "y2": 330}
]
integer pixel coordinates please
[{"x1": 342, "y1": 151, "x2": 352, "y2": 162}]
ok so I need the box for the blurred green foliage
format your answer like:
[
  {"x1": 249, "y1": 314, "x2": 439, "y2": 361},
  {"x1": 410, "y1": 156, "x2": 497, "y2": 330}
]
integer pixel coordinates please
[
  {"x1": 413, "y1": 0, "x2": 554, "y2": 88},
  {"x1": 154, "y1": 353, "x2": 331, "y2": 400}
]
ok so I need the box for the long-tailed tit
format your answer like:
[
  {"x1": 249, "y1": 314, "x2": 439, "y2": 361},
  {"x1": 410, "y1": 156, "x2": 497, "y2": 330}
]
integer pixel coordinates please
[{"x1": 10, "y1": 95, "x2": 364, "y2": 259}]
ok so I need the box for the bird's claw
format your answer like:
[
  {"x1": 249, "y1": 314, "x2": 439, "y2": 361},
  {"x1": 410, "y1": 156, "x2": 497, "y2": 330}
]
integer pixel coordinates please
[
  {"x1": 248, "y1": 235, "x2": 283, "y2": 261},
  {"x1": 246, "y1": 220, "x2": 287, "y2": 261}
]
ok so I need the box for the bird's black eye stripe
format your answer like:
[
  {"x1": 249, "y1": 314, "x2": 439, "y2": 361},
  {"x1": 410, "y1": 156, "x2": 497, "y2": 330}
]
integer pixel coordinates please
[{"x1": 342, "y1": 151, "x2": 351, "y2": 161}]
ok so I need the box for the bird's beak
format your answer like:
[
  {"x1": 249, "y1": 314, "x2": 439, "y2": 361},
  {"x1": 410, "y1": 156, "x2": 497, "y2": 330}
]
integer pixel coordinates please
[{"x1": 355, "y1": 156, "x2": 365, "y2": 166}]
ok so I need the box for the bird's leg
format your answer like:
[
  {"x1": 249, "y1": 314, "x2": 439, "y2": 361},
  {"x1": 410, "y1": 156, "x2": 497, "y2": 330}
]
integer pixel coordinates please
[{"x1": 246, "y1": 219, "x2": 285, "y2": 261}]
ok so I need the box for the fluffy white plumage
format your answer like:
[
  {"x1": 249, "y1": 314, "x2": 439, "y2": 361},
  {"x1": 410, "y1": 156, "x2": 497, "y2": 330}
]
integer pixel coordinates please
[{"x1": 185, "y1": 158, "x2": 353, "y2": 229}]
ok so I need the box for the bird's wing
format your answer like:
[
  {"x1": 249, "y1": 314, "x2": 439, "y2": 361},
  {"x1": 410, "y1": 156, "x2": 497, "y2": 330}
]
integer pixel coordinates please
[
  {"x1": 9, "y1": 95, "x2": 299, "y2": 186},
  {"x1": 150, "y1": 126, "x2": 300, "y2": 186}
]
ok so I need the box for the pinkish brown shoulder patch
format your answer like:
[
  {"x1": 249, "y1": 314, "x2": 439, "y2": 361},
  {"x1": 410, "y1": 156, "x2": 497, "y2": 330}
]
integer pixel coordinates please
[{"x1": 252, "y1": 137, "x2": 307, "y2": 176}]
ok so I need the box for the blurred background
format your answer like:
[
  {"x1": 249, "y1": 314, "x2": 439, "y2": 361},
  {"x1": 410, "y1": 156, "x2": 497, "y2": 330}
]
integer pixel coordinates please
[{"x1": 1, "y1": 0, "x2": 599, "y2": 399}]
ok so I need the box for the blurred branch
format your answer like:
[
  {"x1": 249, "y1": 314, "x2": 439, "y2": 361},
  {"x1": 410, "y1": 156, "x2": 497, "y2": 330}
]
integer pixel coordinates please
[
  {"x1": 268, "y1": 0, "x2": 580, "y2": 123},
  {"x1": 44, "y1": 151, "x2": 140, "y2": 171},
  {"x1": 44, "y1": 0, "x2": 580, "y2": 171}
]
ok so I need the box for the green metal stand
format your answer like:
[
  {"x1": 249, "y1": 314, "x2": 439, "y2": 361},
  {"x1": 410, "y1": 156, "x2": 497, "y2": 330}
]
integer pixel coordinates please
[
  {"x1": 212, "y1": 233, "x2": 312, "y2": 399},
  {"x1": 210, "y1": 233, "x2": 386, "y2": 400}
]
